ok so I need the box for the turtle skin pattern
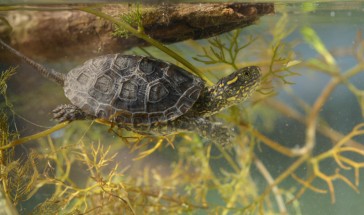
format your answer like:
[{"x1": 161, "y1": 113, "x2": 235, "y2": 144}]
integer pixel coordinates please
[{"x1": 63, "y1": 54, "x2": 204, "y2": 126}]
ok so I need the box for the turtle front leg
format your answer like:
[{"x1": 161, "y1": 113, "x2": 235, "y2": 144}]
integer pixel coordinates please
[
  {"x1": 179, "y1": 117, "x2": 234, "y2": 146},
  {"x1": 52, "y1": 104, "x2": 95, "y2": 122},
  {"x1": 147, "y1": 116, "x2": 235, "y2": 146}
]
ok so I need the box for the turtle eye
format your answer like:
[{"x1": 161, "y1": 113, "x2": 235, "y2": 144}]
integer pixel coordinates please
[{"x1": 244, "y1": 70, "x2": 250, "y2": 77}]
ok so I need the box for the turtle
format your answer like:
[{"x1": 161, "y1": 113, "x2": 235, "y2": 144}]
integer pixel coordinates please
[{"x1": 0, "y1": 39, "x2": 260, "y2": 145}]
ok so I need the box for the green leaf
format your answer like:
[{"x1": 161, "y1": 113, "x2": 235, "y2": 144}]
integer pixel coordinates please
[{"x1": 301, "y1": 26, "x2": 337, "y2": 67}]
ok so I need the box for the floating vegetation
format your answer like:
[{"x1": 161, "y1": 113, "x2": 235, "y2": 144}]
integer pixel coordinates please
[{"x1": 0, "y1": 4, "x2": 364, "y2": 215}]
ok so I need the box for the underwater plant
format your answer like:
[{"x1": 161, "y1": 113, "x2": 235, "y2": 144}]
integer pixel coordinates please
[{"x1": 0, "y1": 4, "x2": 364, "y2": 215}]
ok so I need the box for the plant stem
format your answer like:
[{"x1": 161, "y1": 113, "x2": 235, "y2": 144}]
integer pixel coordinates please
[
  {"x1": 81, "y1": 7, "x2": 213, "y2": 85},
  {"x1": 1, "y1": 122, "x2": 69, "y2": 150}
]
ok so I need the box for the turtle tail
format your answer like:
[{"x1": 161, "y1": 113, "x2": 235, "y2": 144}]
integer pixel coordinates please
[{"x1": 0, "y1": 38, "x2": 65, "y2": 86}]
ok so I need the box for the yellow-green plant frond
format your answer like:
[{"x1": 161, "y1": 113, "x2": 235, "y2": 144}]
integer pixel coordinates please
[
  {"x1": 193, "y1": 29, "x2": 257, "y2": 70},
  {"x1": 113, "y1": 4, "x2": 144, "y2": 38},
  {"x1": 0, "y1": 66, "x2": 16, "y2": 108}
]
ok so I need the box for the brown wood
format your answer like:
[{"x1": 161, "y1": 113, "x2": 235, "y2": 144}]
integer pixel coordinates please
[{"x1": 0, "y1": 3, "x2": 274, "y2": 61}]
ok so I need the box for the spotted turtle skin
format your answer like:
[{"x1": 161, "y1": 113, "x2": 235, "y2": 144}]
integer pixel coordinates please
[{"x1": 64, "y1": 54, "x2": 204, "y2": 126}]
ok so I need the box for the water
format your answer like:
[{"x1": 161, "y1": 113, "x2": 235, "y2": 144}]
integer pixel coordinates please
[{"x1": 1, "y1": 2, "x2": 364, "y2": 215}]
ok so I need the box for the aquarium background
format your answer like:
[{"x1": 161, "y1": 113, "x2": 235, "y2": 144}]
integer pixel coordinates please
[{"x1": 1, "y1": 2, "x2": 364, "y2": 215}]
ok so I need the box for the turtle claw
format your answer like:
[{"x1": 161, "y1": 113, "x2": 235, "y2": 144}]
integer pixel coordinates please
[{"x1": 52, "y1": 104, "x2": 90, "y2": 122}]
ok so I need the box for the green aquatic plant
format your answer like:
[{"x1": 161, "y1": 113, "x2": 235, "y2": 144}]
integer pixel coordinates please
[
  {"x1": 112, "y1": 4, "x2": 144, "y2": 39},
  {"x1": 0, "y1": 67, "x2": 16, "y2": 108},
  {"x1": 0, "y1": 67, "x2": 39, "y2": 210},
  {"x1": 80, "y1": 6, "x2": 212, "y2": 85},
  {"x1": 1, "y1": 5, "x2": 364, "y2": 215},
  {"x1": 193, "y1": 29, "x2": 257, "y2": 70},
  {"x1": 248, "y1": 26, "x2": 364, "y2": 213}
]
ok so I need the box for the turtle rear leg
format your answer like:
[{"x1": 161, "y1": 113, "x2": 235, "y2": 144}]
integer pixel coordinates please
[{"x1": 52, "y1": 104, "x2": 95, "y2": 122}]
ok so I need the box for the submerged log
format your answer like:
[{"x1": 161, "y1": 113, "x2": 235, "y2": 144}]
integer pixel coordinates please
[{"x1": 0, "y1": 3, "x2": 274, "y2": 61}]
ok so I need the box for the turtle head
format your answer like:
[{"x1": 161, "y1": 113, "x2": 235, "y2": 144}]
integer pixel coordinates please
[
  {"x1": 223, "y1": 66, "x2": 261, "y2": 94},
  {"x1": 213, "y1": 66, "x2": 261, "y2": 111},
  {"x1": 193, "y1": 66, "x2": 261, "y2": 117},
  {"x1": 214, "y1": 66, "x2": 261, "y2": 103}
]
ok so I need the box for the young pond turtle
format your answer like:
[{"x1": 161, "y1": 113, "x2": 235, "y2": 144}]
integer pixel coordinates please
[{"x1": 0, "y1": 39, "x2": 260, "y2": 145}]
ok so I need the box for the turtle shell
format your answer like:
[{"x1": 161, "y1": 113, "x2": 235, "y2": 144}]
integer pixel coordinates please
[{"x1": 64, "y1": 54, "x2": 204, "y2": 125}]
